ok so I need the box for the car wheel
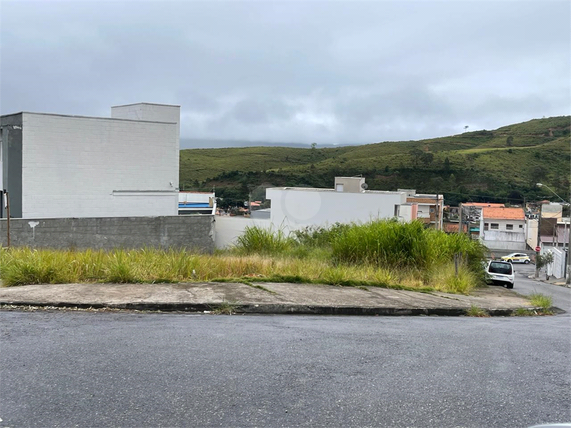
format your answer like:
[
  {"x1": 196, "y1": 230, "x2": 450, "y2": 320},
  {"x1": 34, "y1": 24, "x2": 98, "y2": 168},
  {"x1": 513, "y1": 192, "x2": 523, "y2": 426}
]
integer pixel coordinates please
[
  {"x1": 506, "y1": 283, "x2": 514, "y2": 289},
  {"x1": 525, "y1": 260, "x2": 530, "y2": 264}
]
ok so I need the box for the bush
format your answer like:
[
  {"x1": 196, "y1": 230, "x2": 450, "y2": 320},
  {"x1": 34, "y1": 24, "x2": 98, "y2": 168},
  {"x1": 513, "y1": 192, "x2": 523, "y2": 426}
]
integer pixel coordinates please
[
  {"x1": 330, "y1": 220, "x2": 486, "y2": 272},
  {"x1": 234, "y1": 226, "x2": 295, "y2": 255}
]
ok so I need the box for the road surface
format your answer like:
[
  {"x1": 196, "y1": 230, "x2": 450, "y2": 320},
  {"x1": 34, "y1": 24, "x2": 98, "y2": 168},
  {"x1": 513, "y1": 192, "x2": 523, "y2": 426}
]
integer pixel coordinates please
[{"x1": 1, "y1": 308, "x2": 569, "y2": 428}]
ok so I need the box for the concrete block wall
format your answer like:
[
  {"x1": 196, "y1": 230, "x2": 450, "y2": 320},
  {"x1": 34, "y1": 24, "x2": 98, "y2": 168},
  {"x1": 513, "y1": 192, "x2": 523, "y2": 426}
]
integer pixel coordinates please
[
  {"x1": 0, "y1": 215, "x2": 214, "y2": 252},
  {"x1": 21, "y1": 112, "x2": 179, "y2": 218}
]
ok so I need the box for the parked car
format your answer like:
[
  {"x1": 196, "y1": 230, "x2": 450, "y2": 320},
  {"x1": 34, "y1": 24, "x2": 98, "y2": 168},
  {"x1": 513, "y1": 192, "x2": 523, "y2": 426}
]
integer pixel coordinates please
[
  {"x1": 486, "y1": 261, "x2": 515, "y2": 288},
  {"x1": 501, "y1": 253, "x2": 531, "y2": 264}
]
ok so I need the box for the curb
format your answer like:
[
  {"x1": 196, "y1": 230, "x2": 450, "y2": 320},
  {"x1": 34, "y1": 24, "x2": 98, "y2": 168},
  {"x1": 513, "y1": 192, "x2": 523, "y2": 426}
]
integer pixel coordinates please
[{"x1": 1, "y1": 301, "x2": 562, "y2": 316}]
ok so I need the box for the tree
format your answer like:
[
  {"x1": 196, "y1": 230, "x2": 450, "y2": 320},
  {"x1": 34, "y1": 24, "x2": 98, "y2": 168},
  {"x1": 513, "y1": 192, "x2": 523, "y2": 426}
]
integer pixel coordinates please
[
  {"x1": 409, "y1": 148, "x2": 423, "y2": 167},
  {"x1": 443, "y1": 157, "x2": 451, "y2": 173},
  {"x1": 506, "y1": 136, "x2": 514, "y2": 147},
  {"x1": 421, "y1": 152, "x2": 434, "y2": 166}
]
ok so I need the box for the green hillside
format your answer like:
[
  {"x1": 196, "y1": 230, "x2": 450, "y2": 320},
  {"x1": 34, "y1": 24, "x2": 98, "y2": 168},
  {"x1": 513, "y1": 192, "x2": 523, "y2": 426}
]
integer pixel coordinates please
[{"x1": 179, "y1": 116, "x2": 570, "y2": 207}]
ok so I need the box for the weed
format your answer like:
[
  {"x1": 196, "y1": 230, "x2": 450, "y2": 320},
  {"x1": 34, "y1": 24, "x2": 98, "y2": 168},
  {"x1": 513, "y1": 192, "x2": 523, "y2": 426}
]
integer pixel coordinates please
[
  {"x1": 212, "y1": 300, "x2": 238, "y2": 315},
  {"x1": 529, "y1": 293, "x2": 553, "y2": 310},
  {"x1": 465, "y1": 305, "x2": 489, "y2": 317},
  {"x1": 235, "y1": 226, "x2": 294, "y2": 255}
]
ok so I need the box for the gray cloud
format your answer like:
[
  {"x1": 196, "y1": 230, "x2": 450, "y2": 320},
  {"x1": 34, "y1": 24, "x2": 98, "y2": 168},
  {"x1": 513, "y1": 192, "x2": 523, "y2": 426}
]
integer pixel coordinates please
[{"x1": 1, "y1": 0, "x2": 569, "y2": 144}]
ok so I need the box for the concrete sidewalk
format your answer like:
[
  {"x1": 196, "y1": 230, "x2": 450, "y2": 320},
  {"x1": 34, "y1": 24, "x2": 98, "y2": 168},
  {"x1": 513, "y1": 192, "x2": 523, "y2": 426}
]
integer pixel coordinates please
[{"x1": 0, "y1": 281, "x2": 552, "y2": 316}]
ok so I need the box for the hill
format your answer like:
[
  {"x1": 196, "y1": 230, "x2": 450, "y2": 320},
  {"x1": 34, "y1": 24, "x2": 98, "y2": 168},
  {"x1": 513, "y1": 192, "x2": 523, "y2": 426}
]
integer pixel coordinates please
[{"x1": 179, "y1": 116, "x2": 570, "y2": 207}]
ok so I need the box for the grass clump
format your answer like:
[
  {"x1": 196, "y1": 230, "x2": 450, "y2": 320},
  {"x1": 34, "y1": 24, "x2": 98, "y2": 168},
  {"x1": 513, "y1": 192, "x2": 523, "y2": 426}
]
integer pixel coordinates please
[
  {"x1": 465, "y1": 305, "x2": 489, "y2": 317},
  {"x1": 528, "y1": 293, "x2": 553, "y2": 310},
  {"x1": 211, "y1": 300, "x2": 238, "y2": 315},
  {"x1": 235, "y1": 226, "x2": 294, "y2": 255}
]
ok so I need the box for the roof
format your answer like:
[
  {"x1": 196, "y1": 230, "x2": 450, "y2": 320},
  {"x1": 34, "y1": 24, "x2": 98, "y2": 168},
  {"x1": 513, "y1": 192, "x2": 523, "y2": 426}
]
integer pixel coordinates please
[
  {"x1": 407, "y1": 197, "x2": 442, "y2": 204},
  {"x1": 267, "y1": 187, "x2": 402, "y2": 195},
  {"x1": 179, "y1": 203, "x2": 211, "y2": 208},
  {"x1": 1, "y1": 111, "x2": 176, "y2": 125},
  {"x1": 111, "y1": 102, "x2": 180, "y2": 108},
  {"x1": 463, "y1": 203, "x2": 505, "y2": 208},
  {"x1": 180, "y1": 191, "x2": 215, "y2": 195},
  {"x1": 483, "y1": 207, "x2": 525, "y2": 220}
]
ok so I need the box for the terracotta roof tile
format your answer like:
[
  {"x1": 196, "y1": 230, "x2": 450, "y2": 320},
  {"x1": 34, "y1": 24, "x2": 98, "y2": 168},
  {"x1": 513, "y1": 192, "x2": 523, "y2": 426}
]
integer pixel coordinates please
[
  {"x1": 483, "y1": 207, "x2": 525, "y2": 220},
  {"x1": 463, "y1": 202, "x2": 505, "y2": 208}
]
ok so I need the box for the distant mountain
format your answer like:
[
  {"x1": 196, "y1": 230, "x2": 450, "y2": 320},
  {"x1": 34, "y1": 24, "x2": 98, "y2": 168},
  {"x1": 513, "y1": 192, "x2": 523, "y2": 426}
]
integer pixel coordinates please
[
  {"x1": 180, "y1": 138, "x2": 347, "y2": 150},
  {"x1": 179, "y1": 116, "x2": 570, "y2": 207}
]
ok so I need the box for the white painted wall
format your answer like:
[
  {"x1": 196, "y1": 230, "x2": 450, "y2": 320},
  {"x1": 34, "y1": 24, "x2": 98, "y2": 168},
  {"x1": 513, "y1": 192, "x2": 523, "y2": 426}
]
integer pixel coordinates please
[
  {"x1": 214, "y1": 216, "x2": 272, "y2": 249},
  {"x1": 266, "y1": 188, "x2": 407, "y2": 232},
  {"x1": 479, "y1": 218, "x2": 526, "y2": 250},
  {"x1": 526, "y1": 218, "x2": 538, "y2": 249},
  {"x1": 179, "y1": 192, "x2": 214, "y2": 204},
  {"x1": 21, "y1": 112, "x2": 179, "y2": 218},
  {"x1": 543, "y1": 247, "x2": 565, "y2": 279}
]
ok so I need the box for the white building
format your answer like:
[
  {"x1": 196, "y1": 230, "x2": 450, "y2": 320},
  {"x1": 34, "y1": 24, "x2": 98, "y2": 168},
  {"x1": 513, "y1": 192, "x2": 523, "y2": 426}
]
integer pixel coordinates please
[
  {"x1": 0, "y1": 103, "x2": 180, "y2": 219},
  {"x1": 266, "y1": 177, "x2": 408, "y2": 231},
  {"x1": 179, "y1": 191, "x2": 216, "y2": 215},
  {"x1": 479, "y1": 206, "x2": 526, "y2": 251}
]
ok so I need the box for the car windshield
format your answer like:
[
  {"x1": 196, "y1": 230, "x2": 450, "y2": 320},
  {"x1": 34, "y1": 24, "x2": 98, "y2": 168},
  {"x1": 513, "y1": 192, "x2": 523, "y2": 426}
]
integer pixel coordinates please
[{"x1": 489, "y1": 262, "x2": 513, "y2": 274}]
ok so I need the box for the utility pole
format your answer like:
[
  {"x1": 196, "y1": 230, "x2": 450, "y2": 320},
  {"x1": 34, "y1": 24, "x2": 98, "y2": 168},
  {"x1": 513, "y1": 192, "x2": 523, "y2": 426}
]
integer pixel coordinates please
[
  {"x1": 3, "y1": 190, "x2": 10, "y2": 248},
  {"x1": 435, "y1": 193, "x2": 440, "y2": 230},
  {"x1": 459, "y1": 203, "x2": 463, "y2": 235}
]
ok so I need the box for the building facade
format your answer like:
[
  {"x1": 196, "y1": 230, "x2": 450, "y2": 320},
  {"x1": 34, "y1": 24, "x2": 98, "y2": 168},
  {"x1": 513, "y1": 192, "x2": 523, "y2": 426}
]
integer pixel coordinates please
[
  {"x1": 1, "y1": 103, "x2": 180, "y2": 219},
  {"x1": 266, "y1": 177, "x2": 410, "y2": 231},
  {"x1": 479, "y1": 206, "x2": 526, "y2": 251}
]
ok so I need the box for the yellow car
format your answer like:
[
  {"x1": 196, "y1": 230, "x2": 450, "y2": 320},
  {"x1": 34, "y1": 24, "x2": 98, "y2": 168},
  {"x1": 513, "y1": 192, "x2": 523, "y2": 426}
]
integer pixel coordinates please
[{"x1": 501, "y1": 253, "x2": 531, "y2": 264}]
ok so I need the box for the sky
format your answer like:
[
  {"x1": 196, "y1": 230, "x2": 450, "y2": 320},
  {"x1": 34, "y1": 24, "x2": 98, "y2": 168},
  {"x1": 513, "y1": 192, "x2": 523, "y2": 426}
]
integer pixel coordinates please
[{"x1": 1, "y1": 0, "x2": 570, "y2": 145}]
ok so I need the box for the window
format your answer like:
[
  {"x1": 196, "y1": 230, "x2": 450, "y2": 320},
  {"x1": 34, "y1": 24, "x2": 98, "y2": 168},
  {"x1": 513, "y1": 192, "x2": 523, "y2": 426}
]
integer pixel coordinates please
[
  {"x1": 519, "y1": 225, "x2": 523, "y2": 228},
  {"x1": 491, "y1": 223, "x2": 499, "y2": 230},
  {"x1": 484, "y1": 223, "x2": 489, "y2": 230},
  {"x1": 506, "y1": 224, "x2": 513, "y2": 230}
]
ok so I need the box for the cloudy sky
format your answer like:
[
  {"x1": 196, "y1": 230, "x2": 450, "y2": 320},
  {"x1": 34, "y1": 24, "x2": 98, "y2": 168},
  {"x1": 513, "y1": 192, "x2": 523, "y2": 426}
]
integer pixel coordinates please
[{"x1": 1, "y1": 0, "x2": 569, "y2": 145}]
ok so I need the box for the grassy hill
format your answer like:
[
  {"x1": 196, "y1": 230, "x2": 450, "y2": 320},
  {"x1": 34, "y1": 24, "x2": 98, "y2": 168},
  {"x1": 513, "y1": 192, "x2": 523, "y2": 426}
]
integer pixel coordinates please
[{"x1": 179, "y1": 116, "x2": 570, "y2": 207}]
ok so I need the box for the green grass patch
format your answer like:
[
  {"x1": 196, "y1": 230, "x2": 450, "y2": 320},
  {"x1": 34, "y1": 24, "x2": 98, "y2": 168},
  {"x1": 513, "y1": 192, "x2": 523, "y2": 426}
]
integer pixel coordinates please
[
  {"x1": 528, "y1": 293, "x2": 553, "y2": 310},
  {"x1": 465, "y1": 305, "x2": 489, "y2": 317}
]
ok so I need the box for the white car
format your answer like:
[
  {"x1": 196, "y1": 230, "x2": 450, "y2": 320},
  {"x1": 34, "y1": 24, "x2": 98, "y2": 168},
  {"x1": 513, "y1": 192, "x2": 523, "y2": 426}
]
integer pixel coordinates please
[
  {"x1": 501, "y1": 253, "x2": 531, "y2": 264},
  {"x1": 486, "y1": 261, "x2": 515, "y2": 289}
]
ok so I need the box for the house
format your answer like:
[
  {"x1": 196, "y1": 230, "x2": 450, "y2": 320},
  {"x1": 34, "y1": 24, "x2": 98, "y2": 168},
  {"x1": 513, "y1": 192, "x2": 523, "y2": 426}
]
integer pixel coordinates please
[
  {"x1": 539, "y1": 203, "x2": 569, "y2": 250},
  {"x1": 179, "y1": 191, "x2": 216, "y2": 215},
  {"x1": 479, "y1": 206, "x2": 526, "y2": 251},
  {"x1": 0, "y1": 102, "x2": 180, "y2": 219},
  {"x1": 399, "y1": 189, "x2": 444, "y2": 230},
  {"x1": 264, "y1": 177, "x2": 446, "y2": 232},
  {"x1": 265, "y1": 177, "x2": 408, "y2": 231}
]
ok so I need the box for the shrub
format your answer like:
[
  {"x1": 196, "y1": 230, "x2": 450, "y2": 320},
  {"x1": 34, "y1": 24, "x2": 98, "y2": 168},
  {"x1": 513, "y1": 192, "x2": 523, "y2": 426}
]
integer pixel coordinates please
[
  {"x1": 330, "y1": 220, "x2": 486, "y2": 272},
  {"x1": 234, "y1": 226, "x2": 294, "y2": 255}
]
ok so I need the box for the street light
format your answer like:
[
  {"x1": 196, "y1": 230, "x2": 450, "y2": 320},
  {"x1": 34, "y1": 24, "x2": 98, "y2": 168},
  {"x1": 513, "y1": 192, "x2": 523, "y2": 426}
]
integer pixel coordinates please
[
  {"x1": 537, "y1": 183, "x2": 570, "y2": 284},
  {"x1": 536, "y1": 183, "x2": 569, "y2": 205}
]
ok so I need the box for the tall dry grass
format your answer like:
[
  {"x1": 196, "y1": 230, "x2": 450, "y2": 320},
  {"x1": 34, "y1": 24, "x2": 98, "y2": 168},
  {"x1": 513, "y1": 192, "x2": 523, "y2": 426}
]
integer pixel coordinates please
[{"x1": 0, "y1": 220, "x2": 486, "y2": 294}]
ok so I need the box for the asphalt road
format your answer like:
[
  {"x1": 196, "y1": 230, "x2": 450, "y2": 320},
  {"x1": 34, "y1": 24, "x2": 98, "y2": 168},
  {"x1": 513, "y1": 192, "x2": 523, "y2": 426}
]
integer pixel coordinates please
[
  {"x1": 510, "y1": 263, "x2": 571, "y2": 313},
  {"x1": 1, "y1": 309, "x2": 570, "y2": 428}
]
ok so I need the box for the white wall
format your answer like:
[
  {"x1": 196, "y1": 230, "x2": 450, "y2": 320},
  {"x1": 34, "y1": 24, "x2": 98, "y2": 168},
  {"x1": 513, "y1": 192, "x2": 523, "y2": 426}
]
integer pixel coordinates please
[
  {"x1": 179, "y1": 192, "x2": 214, "y2": 204},
  {"x1": 21, "y1": 112, "x2": 179, "y2": 218},
  {"x1": 214, "y1": 216, "x2": 272, "y2": 249},
  {"x1": 526, "y1": 218, "x2": 538, "y2": 249},
  {"x1": 479, "y1": 218, "x2": 526, "y2": 250},
  {"x1": 266, "y1": 188, "x2": 406, "y2": 231},
  {"x1": 543, "y1": 247, "x2": 565, "y2": 279}
]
